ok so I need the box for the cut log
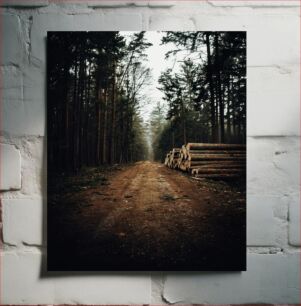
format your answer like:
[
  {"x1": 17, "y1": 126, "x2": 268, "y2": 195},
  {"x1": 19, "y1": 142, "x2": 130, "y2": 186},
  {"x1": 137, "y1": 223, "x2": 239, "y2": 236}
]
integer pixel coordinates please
[
  {"x1": 186, "y1": 143, "x2": 246, "y2": 151},
  {"x1": 188, "y1": 160, "x2": 245, "y2": 165},
  {"x1": 164, "y1": 153, "x2": 170, "y2": 166},
  {"x1": 188, "y1": 155, "x2": 246, "y2": 161},
  {"x1": 164, "y1": 143, "x2": 246, "y2": 182},
  {"x1": 191, "y1": 168, "x2": 244, "y2": 175},
  {"x1": 181, "y1": 145, "x2": 188, "y2": 158},
  {"x1": 179, "y1": 163, "x2": 187, "y2": 171},
  {"x1": 188, "y1": 153, "x2": 245, "y2": 161},
  {"x1": 188, "y1": 150, "x2": 245, "y2": 155},
  {"x1": 177, "y1": 156, "x2": 183, "y2": 168},
  {"x1": 193, "y1": 173, "x2": 244, "y2": 179},
  {"x1": 172, "y1": 157, "x2": 180, "y2": 169},
  {"x1": 190, "y1": 164, "x2": 245, "y2": 170},
  {"x1": 191, "y1": 174, "x2": 242, "y2": 181}
]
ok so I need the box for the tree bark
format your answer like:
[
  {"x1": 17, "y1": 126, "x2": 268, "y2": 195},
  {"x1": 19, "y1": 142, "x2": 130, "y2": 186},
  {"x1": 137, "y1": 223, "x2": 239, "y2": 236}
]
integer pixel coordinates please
[{"x1": 205, "y1": 33, "x2": 217, "y2": 142}]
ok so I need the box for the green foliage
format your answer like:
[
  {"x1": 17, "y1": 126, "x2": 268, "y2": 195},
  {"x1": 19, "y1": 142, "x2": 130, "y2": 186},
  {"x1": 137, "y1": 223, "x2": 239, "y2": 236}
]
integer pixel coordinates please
[{"x1": 154, "y1": 31, "x2": 246, "y2": 160}]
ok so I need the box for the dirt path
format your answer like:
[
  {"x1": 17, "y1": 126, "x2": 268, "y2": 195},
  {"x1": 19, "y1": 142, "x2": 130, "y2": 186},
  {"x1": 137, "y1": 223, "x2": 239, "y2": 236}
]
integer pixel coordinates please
[{"x1": 49, "y1": 161, "x2": 246, "y2": 271}]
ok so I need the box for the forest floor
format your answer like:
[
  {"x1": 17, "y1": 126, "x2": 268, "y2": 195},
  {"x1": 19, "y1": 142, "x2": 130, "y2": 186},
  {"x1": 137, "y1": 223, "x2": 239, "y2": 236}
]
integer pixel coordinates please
[{"x1": 48, "y1": 161, "x2": 246, "y2": 271}]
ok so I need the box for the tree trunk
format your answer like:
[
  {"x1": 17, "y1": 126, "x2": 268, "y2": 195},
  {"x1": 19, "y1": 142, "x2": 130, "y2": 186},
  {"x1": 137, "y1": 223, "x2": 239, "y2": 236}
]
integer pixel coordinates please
[
  {"x1": 110, "y1": 61, "x2": 116, "y2": 164},
  {"x1": 205, "y1": 33, "x2": 217, "y2": 142},
  {"x1": 102, "y1": 88, "x2": 108, "y2": 164},
  {"x1": 214, "y1": 33, "x2": 224, "y2": 143}
]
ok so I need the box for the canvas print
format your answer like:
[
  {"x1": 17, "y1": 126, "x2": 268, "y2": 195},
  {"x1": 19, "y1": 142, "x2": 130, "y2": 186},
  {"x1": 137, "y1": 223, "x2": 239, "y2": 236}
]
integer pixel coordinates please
[{"x1": 48, "y1": 31, "x2": 246, "y2": 271}]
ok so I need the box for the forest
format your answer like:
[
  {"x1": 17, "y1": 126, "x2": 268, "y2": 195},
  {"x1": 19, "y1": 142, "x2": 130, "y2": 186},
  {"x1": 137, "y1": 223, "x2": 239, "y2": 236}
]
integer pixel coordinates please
[
  {"x1": 48, "y1": 31, "x2": 151, "y2": 172},
  {"x1": 151, "y1": 32, "x2": 246, "y2": 161},
  {"x1": 48, "y1": 31, "x2": 246, "y2": 271},
  {"x1": 48, "y1": 31, "x2": 246, "y2": 170}
]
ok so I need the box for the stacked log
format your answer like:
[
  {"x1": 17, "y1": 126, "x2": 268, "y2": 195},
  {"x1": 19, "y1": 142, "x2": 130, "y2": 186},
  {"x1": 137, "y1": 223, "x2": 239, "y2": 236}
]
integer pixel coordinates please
[
  {"x1": 164, "y1": 143, "x2": 246, "y2": 180},
  {"x1": 164, "y1": 153, "x2": 171, "y2": 167},
  {"x1": 164, "y1": 148, "x2": 181, "y2": 169}
]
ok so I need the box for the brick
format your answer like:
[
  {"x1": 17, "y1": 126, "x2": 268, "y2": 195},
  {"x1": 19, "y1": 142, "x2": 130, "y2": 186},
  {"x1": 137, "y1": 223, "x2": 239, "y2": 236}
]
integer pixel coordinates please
[
  {"x1": 149, "y1": 15, "x2": 195, "y2": 30},
  {"x1": 2, "y1": 251, "x2": 151, "y2": 304},
  {"x1": 2, "y1": 252, "x2": 55, "y2": 303},
  {"x1": 1, "y1": 26, "x2": 45, "y2": 137},
  {"x1": 38, "y1": 3, "x2": 93, "y2": 14},
  {"x1": 102, "y1": 12, "x2": 143, "y2": 29},
  {"x1": 246, "y1": 13, "x2": 299, "y2": 67},
  {"x1": 1, "y1": 64, "x2": 45, "y2": 136},
  {"x1": 0, "y1": 0, "x2": 49, "y2": 6},
  {"x1": 248, "y1": 66, "x2": 299, "y2": 136},
  {"x1": 148, "y1": 1, "x2": 175, "y2": 7},
  {"x1": 163, "y1": 253, "x2": 299, "y2": 304},
  {"x1": 86, "y1": 0, "x2": 174, "y2": 7},
  {"x1": 2, "y1": 13, "x2": 24, "y2": 65},
  {"x1": 207, "y1": 1, "x2": 300, "y2": 7},
  {"x1": 20, "y1": 137, "x2": 45, "y2": 196},
  {"x1": 30, "y1": 13, "x2": 143, "y2": 65},
  {"x1": 247, "y1": 137, "x2": 299, "y2": 196},
  {"x1": 247, "y1": 195, "x2": 288, "y2": 247},
  {"x1": 21, "y1": 66, "x2": 46, "y2": 136},
  {"x1": 2, "y1": 198, "x2": 44, "y2": 246},
  {"x1": 87, "y1": 1, "x2": 148, "y2": 7},
  {"x1": 288, "y1": 193, "x2": 300, "y2": 246},
  {"x1": 247, "y1": 195, "x2": 277, "y2": 246},
  {"x1": 0, "y1": 143, "x2": 21, "y2": 191},
  {"x1": 272, "y1": 138, "x2": 300, "y2": 184}
]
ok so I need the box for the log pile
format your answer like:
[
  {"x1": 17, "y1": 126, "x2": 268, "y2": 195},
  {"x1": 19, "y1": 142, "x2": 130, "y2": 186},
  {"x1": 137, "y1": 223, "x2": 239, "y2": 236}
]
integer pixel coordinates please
[
  {"x1": 164, "y1": 148, "x2": 181, "y2": 169},
  {"x1": 165, "y1": 143, "x2": 246, "y2": 180}
]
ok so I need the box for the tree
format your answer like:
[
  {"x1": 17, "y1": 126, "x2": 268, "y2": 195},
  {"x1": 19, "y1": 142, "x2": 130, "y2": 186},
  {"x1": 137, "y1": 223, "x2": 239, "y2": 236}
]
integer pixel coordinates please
[
  {"x1": 48, "y1": 31, "x2": 151, "y2": 173},
  {"x1": 150, "y1": 102, "x2": 167, "y2": 161},
  {"x1": 157, "y1": 31, "x2": 246, "y2": 156}
]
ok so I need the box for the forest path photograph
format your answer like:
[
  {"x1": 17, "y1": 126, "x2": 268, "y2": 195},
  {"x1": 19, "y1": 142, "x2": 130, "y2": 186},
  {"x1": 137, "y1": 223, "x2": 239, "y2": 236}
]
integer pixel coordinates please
[{"x1": 47, "y1": 31, "x2": 246, "y2": 271}]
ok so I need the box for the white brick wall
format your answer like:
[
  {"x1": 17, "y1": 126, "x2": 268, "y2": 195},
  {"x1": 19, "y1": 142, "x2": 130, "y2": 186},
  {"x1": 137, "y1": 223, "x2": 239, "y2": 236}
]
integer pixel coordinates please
[
  {"x1": 247, "y1": 195, "x2": 280, "y2": 246},
  {"x1": 1, "y1": 13, "x2": 25, "y2": 66},
  {"x1": 0, "y1": 0, "x2": 300, "y2": 304},
  {"x1": 247, "y1": 137, "x2": 300, "y2": 196},
  {"x1": 248, "y1": 66, "x2": 300, "y2": 136},
  {"x1": 2, "y1": 198, "x2": 45, "y2": 246},
  {"x1": 163, "y1": 253, "x2": 300, "y2": 304},
  {"x1": 2, "y1": 251, "x2": 151, "y2": 304}
]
